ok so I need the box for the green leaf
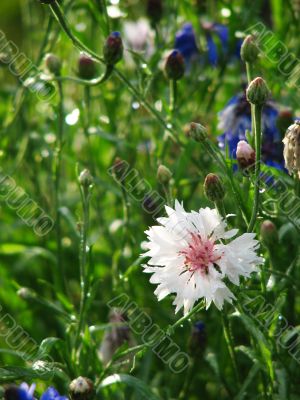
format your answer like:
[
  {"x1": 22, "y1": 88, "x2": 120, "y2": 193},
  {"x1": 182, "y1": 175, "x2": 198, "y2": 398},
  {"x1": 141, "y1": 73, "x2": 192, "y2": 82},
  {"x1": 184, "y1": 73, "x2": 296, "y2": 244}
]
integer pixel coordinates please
[
  {"x1": 233, "y1": 311, "x2": 274, "y2": 382},
  {"x1": 36, "y1": 337, "x2": 63, "y2": 359},
  {"x1": 97, "y1": 374, "x2": 161, "y2": 400},
  {"x1": 235, "y1": 364, "x2": 260, "y2": 400},
  {"x1": 276, "y1": 367, "x2": 289, "y2": 400}
]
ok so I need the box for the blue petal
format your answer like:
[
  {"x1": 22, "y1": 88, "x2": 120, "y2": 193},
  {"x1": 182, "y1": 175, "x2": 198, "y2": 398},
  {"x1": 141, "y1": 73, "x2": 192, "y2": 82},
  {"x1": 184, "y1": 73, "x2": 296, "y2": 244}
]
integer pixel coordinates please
[
  {"x1": 212, "y1": 23, "x2": 229, "y2": 51},
  {"x1": 41, "y1": 388, "x2": 60, "y2": 400},
  {"x1": 174, "y1": 23, "x2": 198, "y2": 64},
  {"x1": 206, "y1": 34, "x2": 218, "y2": 66}
]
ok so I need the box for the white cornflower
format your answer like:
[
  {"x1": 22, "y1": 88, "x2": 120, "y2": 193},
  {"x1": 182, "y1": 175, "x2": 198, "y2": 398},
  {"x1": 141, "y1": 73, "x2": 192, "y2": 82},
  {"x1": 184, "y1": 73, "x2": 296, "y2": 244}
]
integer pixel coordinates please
[{"x1": 142, "y1": 201, "x2": 263, "y2": 315}]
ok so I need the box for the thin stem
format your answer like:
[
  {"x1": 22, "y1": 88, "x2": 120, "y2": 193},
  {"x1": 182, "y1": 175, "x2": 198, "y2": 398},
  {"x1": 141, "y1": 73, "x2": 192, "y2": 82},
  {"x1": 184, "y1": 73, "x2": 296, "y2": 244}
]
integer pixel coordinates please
[
  {"x1": 215, "y1": 200, "x2": 226, "y2": 219},
  {"x1": 167, "y1": 300, "x2": 205, "y2": 336},
  {"x1": 294, "y1": 173, "x2": 300, "y2": 197},
  {"x1": 247, "y1": 105, "x2": 262, "y2": 232},
  {"x1": 54, "y1": 79, "x2": 65, "y2": 292},
  {"x1": 246, "y1": 62, "x2": 255, "y2": 138},
  {"x1": 48, "y1": 67, "x2": 114, "y2": 86},
  {"x1": 76, "y1": 185, "x2": 91, "y2": 347},
  {"x1": 221, "y1": 313, "x2": 240, "y2": 386},
  {"x1": 169, "y1": 79, "x2": 177, "y2": 114}
]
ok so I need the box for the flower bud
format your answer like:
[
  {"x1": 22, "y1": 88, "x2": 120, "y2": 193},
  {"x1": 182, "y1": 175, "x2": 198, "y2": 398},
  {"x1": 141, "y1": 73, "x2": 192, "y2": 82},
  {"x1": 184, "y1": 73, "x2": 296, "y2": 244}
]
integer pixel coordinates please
[
  {"x1": 69, "y1": 377, "x2": 94, "y2": 400},
  {"x1": 103, "y1": 32, "x2": 123, "y2": 66},
  {"x1": 283, "y1": 120, "x2": 300, "y2": 178},
  {"x1": 78, "y1": 54, "x2": 96, "y2": 80},
  {"x1": 79, "y1": 169, "x2": 94, "y2": 188},
  {"x1": 17, "y1": 287, "x2": 34, "y2": 300},
  {"x1": 240, "y1": 35, "x2": 259, "y2": 63},
  {"x1": 204, "y1": 173, "x2": 225, "y2": 202},
  {"x1": 277, "y1": 108, "x2": 294, "y2": 134},
  {"x1": 236, "y1": 140, "x2": 256, "y2": 171},
  {"x1": 111, "y1": 157, "x2": 128, "y2": 181},
  {"x1": 164, "y1": 50, "x2": 185, "y2": 81},
  {"x1": 260, "y1": 220, "x2": 278, "y2": 247},
  {"x1": 187, "y1": 122, "x2": 208, "y2": 142},
  {"x1": 246, "y1": 77, "x2": 270, "y2": 105},
  {"x1": 44, "y1": 53, "x2": 61, "y2": 76},
  {"x1": 157, "y1": 165, "x2": 172, "y2": 184},
  {"x1": 146, "y1": 0, "x2": 163, "y2": 24}
]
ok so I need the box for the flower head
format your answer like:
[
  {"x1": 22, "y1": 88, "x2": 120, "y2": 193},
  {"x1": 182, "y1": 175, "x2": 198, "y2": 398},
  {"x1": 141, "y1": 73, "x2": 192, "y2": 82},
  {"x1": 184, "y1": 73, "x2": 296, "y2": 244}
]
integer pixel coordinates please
[
  {"x1": 4, "y1": 383, "x2": 36, "y2": 400},
  {"x1": 142, "y1": 201, "x2": 263, "y2": 315},
  {"x1": 123, "y1": 19, "x2": 154, "y2": 55},
  {"x1": 174, "y1": 23, "x2": 199, "y2": 66},
  {"x1": 41, "y1": 388, "x2": 68, "y2": 400},
  {"x1": 98, "y1": 309, "x2": 134, "y2": 364},
  {"x1": 202, "y1": 22, "x2": 229, "y2": 66},
  {"x1": 217, "y1": 92, "x2": 287, "y2": 168},
  {"x1": 283, "y1": 120, "x2": 300, "y2": 178}
]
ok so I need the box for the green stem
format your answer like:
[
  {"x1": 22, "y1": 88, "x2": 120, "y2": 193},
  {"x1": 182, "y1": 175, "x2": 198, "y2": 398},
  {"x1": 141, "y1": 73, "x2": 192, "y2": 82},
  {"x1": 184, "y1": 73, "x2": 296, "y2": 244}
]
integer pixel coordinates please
[
  {"x1": 221, "y1": 313, "x2": 240, "y2": 386},
  {"x1": 294, "y1": 173, "x2": 300, "y2": 197},
  {"x1": 246, "y1": 62, "x2": 255, "y2": 138},
  {"x1": 49, "y1": 67, "x2": 114, "y2": 86},
  {"x1": 54, "y1": 80, "x2": 65, "y2": 292},
  {"x1": 76, "y1": 185, "x2": 91, "y2": 347},
  {"x1": 215, "y1": 200, "x2": 226, "y2": 219},
  {"x1": 167, "y1": 300, "x2": 205, "y2": 336},
  {"x1": 247, "y1": 105, "x2": 262, "y2": 232},
  {"x1": 169, "y1": 79, "x2": 177, "y2": 114}
]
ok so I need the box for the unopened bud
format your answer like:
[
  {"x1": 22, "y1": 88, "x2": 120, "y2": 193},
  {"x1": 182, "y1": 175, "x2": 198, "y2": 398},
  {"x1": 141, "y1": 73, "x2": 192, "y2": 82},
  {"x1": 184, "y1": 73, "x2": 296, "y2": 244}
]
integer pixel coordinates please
[
  {"x1": 277, "y1": 108, "x2": 294, "y2": 133},
  {"x1": 260, "y1": 220, "x2": 278, "y2": 247},
  {"x1": 283, "y1": 120, "x2": 300, "y2": 179},
  {"x1": 236, "y1": 140, "x2": 256, "y2": 171},
  {"x1": 17, "y1": 287, "x2": 34, "y2": 300},
  {"x1": 240, "y1": 35, "x2": 259, "y2": 63},
  {"x1": 246, "y1": 77, "x2": 270, "y2": 105},
  {"x1": 103, "y1": 32, "x2": 123, "y2": 66},
  {"x1": 146, "y1": 0, "x2": 163, "y2": 24},
  {"x1": 78, "y1": 54, "x2": 96, "y2": 80},
  {"x1": 204, "y1": 173, "x2": 225, "y2": 202},
  {"x1": 79, "y1": 169, "x2": 94, "y2": 188},
  {"x1": 111, "y1": 157, "x2": 128, "y2": 181},
  {"x1": 164, "y1": 50, "x2": 185, "y2": 81},
  {"x1": 157, "y1": 165, "x2": 172, "y2": 184},
  {"x1": 44, "y1": 53, "x2": 61, "y2": 76},
  {"x1": 69, "y1": 377, "x2": 94, "y2": 400},
  {"x1": 188, "y1": 122, "x2": 207, "y2": 142}
]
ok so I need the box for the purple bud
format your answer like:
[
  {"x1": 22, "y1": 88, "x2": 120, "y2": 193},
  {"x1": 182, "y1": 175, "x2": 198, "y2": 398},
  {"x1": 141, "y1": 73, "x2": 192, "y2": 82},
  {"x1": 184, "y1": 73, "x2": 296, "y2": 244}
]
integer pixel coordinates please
[
  {"x1": 164, "y1": 50, "x2": 185, "y2": 81},
  {"x1": 78, "y1": 54, "x2": 96, "y2": 80},
  {"x1": 103, "y1": 32, "x2": 123, "y2": 66},
  {"x1": 44, "y1": 53, "x2": 61, "y2": 75}
]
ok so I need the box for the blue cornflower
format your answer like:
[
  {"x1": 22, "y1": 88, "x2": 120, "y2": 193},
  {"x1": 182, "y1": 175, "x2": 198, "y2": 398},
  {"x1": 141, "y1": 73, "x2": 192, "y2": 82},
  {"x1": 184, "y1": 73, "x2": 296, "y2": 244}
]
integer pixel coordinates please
[
  {"x1": 174, "y1": 23, "x2": 199, "y2": 66},
  {"x1": 41, "y1": 387, "x2": 68, "y2": 400},
  {"x1": 202, "y1": 22, "x2": 229, "y2": 66},
  {"x1": 4, "y1": 383, "x2": 36, "y2": 400},
  {"x1": 217, "y1": 92, "x2": 287, "y2": 168}
]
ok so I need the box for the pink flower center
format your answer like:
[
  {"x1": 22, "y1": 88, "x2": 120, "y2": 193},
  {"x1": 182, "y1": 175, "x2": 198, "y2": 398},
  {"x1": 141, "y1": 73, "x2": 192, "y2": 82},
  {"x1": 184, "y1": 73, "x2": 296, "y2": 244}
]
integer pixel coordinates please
[{"x1": 180, "y1": 233, "x2": 221, "y2": 274}]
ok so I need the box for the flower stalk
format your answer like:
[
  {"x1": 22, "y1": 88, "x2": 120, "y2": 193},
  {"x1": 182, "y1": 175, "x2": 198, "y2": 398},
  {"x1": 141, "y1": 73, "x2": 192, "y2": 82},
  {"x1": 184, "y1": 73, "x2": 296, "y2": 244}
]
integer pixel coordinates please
[
  {"x1": 247, "y1": 104, "x2": 262, "y2": 232},
  {"x1": 76, "y1": 169, "x2": 93, "y2": 348},
  {"x1": 222, "y1": 312, "x2": 240, "y2": 386},
  {"x1": 54, "y1": 79, "x2": 65, "y2": 292}
]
